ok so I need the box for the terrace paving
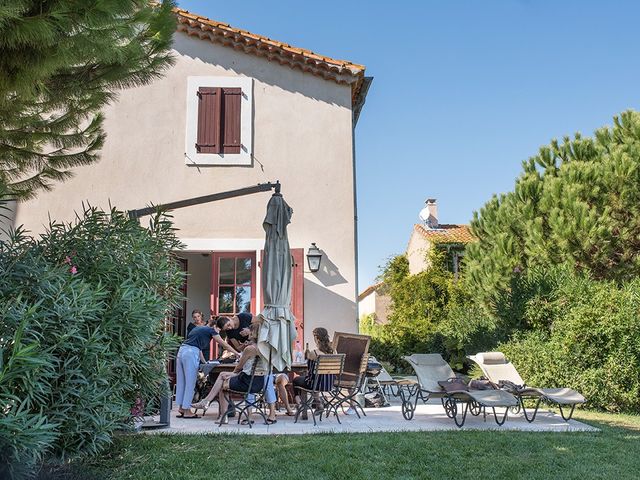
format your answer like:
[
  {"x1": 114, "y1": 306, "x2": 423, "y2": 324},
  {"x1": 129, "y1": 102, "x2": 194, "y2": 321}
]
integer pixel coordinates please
[{"x1": 142, "y1": 399, "x2": 597, "y2": 435}]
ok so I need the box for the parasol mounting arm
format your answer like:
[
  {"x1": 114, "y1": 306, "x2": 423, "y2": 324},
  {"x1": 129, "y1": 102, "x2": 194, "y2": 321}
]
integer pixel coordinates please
[{"x1": 128, "y1": 181, "x2": 281, "y2": 219}]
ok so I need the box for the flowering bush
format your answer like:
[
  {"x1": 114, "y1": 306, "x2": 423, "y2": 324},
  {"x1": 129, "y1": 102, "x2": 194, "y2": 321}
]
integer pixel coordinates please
[{"x1": 0, "y1": 206, "x2": 183, "y2": 479}]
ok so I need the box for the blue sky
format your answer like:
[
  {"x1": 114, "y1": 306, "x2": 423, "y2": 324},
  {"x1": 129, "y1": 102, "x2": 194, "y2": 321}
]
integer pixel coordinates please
[{"x1": 178, "y1": 0, "x2": 640, "y2": 289}]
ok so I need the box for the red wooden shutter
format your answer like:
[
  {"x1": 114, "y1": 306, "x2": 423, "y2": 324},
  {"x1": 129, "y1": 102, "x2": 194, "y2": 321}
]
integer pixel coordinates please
[
  {"x1": 196, "y1": 87, "x2": 221, "y2": 154},
  {"x1": 221, "y1": 87, "x2": 241, "y2": 154},
  {"x1": 291, "y1": 248, "x2": 304, "y2": 342},
  {"x1": 260, "y1": 248, "x2": 304, "y2": 342}
]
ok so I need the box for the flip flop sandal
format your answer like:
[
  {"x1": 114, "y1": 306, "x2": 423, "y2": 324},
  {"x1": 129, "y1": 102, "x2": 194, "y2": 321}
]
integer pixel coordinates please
[
  {"x1": 176, "y1": 413, "x2": 185, "y2": 418},
  {"x1": 285, "y1": 411, "x2": 295, "y2": 416},
  {"x1": 240, "y1": 419, "x2": 255, "y2": 425},
  {"x1": 182, "y1": 415, "x2": 201, "y2": 419},
  {"x1": 266, "y1": 419, "x2": 277, "y2": 425}
]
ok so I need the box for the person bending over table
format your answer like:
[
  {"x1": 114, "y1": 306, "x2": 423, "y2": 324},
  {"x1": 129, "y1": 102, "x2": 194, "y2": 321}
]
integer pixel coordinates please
[
  {"x1": 216, "y1": 313, "x2": 254, "y2": 352},
  {"x1": 192, "y1": 325, "x2": 281, "y2": 424},
  {"x1": 176, "y1": 317, "x2": 239, "y2": 419}
]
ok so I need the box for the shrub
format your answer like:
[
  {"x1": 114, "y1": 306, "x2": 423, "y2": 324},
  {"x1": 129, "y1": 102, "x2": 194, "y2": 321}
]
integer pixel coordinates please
[
  {"x1": 0, "y1": 207, "x2": 183, "y2": 478},
  {"x1": 500, "y1": 270, "x2": 640, "y2": 412},
  {"x1": 369, "y1": 251, "x2": 465, "y2": 371},
  {"x1": 359, "y1": 313, "x2": 383, "y2": 338}
]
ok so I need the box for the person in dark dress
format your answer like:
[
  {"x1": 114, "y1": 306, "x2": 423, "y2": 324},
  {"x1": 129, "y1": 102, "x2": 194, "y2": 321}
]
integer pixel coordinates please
[
  {"x1": 216, "y1": 313, "x2": 253, "y2": 351},
  {"x1": 293, "y1": 327, "x2": 335, "y2": 420}
]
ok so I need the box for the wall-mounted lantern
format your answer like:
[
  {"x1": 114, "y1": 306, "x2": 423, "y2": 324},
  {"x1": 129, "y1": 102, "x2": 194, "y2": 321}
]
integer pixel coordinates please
[{"x1": 306, "y1": 243, "x2": 323, "y2": 272}]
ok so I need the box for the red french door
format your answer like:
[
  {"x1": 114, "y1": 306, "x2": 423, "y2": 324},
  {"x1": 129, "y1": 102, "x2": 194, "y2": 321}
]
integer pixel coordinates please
[
  {"x1": 210, "y1": 252, "x2": 257, "y2": 358},
  {"x1": 211, "y1": 252, "x2": 257, "y2": 316}
]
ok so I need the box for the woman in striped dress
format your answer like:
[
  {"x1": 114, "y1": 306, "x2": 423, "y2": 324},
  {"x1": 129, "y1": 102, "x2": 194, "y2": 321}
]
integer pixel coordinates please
[{"x1": 293, "y1": 327, "x2": 334, "y2": 416}]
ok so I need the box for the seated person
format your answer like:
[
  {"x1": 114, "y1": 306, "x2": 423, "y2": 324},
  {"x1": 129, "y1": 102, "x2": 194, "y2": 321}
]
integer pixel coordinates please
[
  {"x1": 293, "y1": 327, "x2": 335, "y2": 418},
  {"x1": 274, "y1": 373, "x2": 296, "y2": 416},
  {"x1": 192, "y1": 323, "x2": 280, "y2": 424},
  {"x1": 216, "y1": 312, "x2": 253, "y2": 352}
]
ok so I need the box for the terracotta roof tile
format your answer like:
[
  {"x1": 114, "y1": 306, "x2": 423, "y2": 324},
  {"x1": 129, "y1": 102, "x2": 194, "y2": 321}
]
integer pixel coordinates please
[
  {"x1": 173, "y1": 7, "x2": 366, "y2": 105},
  {"x1": 358, "y1": 282, "x2": 383, "y2": 301},
  {"x1": 414, "y1": 224, "x2": 476, "y2": 244}
]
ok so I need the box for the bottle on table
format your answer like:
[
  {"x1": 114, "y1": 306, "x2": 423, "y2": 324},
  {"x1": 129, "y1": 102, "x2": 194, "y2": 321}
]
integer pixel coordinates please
[{"x1": 294, "y1": 341, "x2": 304, "y2": 363}]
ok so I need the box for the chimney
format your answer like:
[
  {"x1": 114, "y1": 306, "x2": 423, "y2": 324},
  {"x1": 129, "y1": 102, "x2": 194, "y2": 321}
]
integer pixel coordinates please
[{"x1": 419, "y1": 198, "x2": 438, "y2": 229}]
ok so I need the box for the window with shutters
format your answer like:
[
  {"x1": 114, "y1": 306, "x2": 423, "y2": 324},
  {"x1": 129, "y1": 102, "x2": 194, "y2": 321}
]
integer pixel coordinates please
[{"x1": 185, "y1": 76, "x2": 253, "y2": 165}]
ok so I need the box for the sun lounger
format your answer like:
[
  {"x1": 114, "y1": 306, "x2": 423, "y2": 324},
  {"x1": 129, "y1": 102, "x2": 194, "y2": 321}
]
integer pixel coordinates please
[
  {"x1": 363, "y1": 356, "x2": 416, "y2": 406},
  {"x1": 400, "y1": 354, "x2": 518, "y2": 428},
  {"x1": 468, "y1": 352, "x2": 586, "y2": 422}
]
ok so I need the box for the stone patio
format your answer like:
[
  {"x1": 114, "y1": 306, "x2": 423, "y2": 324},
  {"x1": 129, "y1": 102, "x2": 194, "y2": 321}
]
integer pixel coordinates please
[{"x1": 143, "y1": 399, "x2": 597, "y2": 435}]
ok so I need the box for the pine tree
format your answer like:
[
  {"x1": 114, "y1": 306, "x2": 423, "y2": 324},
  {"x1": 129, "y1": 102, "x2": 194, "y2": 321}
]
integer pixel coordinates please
[
  {"x1": 465, "y1": 110, "x2": 640, "y2": 303},
  {"x1": 0, "y1": 0, "x2": 176, "y2": 200}
]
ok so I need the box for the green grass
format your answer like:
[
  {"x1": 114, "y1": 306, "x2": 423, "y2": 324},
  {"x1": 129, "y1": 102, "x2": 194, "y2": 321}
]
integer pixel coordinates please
[{"x1": 42, "y1": 411, "x2": 640, "y2": 480}]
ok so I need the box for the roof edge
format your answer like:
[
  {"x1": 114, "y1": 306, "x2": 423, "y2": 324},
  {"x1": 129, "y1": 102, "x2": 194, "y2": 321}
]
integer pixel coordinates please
[
  {"x1": 173, "y1": 8, "x2": 368, "y2": 106},
  {"x1": 358, "y1": 281, "x2": 383, "y2": 301},
  {"x1": 413, "y1": 223, "x2": 477, "y2": 244}
]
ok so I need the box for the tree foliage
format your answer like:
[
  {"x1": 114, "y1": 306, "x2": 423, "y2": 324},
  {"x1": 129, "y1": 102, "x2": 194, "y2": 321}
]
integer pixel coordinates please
[
  {"x1": 500, "y1": 266, "x2": 640, "y2": 412},
  {"x1": 0, "y1": 206, "x2": 183, "y2": 479},
  {"x1": 0, "y1": 0, "x2": 176, "y2": 199},
  {"x1": 465, "y1": 110, "x2": 640, "y2": 303},
  {"x1": 371, "y1": 250, "x2": 467, "y2": 370}
]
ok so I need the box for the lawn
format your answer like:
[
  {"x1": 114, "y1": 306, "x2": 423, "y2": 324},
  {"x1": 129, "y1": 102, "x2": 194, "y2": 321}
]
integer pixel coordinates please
[{"x1": 41, "y1": 410, "x2": 640, "y2": 480}]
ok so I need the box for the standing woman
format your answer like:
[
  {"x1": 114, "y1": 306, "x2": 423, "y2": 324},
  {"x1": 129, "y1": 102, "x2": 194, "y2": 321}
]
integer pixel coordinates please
[
  {"x1": 186, "y1": 309, "x2": 205, "y2": 336},
  {"x1": 175, "y1": 317, "x2": 239, "y2": 418}
]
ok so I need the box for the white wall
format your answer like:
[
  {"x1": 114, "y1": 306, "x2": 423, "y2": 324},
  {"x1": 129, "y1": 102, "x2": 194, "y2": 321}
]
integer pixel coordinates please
[
  {"x1": 0, "y1": 200, "x2": 17, "y2": 242},
  {"x1": 407, "y1": 229, "x2": 432, "y2": 275},
  {"x1": 359, "y1": 292, "x2": 376, "y2": 318},
  {"x1": 13, "y1": 32, "x2": 359, "y2": 344}
]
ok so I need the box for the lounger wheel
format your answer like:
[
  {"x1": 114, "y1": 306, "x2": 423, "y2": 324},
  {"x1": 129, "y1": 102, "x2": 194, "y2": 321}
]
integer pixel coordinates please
[
  {"x1": 442, "y1": 397, "x2": 457, "y2": 419},
  {"x1": 401, "y1": 399, "x2": 415, "y2": 420},
  {"x1": 509, "y1": 403, "x2": 521, "y2": 415},
  {"x1": 469, "y1": 401, "x2": 482, "y2": 416},
  {"x1": 449, "y1": 398, "x2": 468, "y2": 428}
]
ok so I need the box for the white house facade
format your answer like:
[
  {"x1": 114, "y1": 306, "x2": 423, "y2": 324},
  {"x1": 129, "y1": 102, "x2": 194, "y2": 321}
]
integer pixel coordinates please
[{"x1": 12, "y1": 8, "x2": 371, "y2": 354}]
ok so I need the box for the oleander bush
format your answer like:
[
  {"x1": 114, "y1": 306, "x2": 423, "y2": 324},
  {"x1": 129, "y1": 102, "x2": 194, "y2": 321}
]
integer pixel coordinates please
[{"x1": 0, "y1": 206, "x2": 183, "y2": 479}]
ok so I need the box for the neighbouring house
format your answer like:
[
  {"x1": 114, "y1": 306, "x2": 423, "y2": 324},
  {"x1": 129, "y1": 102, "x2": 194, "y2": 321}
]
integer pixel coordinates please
[
  {"x1": 11, "y1": 8, "x2": 372, "y2": 358},
  {"x1": 357, "y1": 282, "x2": 390, "y2": 325},
  {"x1": 358, "y1": 199, "x2": 475, "y2": 323},
  {"x1": 407, "y1": 198, "x2": 476, "y2": 275}
]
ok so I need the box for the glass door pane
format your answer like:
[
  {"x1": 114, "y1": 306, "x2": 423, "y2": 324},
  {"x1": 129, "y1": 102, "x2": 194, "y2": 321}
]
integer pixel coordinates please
[{"x1": 212, "y1": 253, "x2": 255, "y2": 317}]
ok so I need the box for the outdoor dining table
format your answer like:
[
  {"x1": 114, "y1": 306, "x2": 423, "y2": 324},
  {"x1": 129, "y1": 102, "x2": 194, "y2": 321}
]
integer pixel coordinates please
[
  {"x1": 201, "y1": 361, "x2": 308, "y2": 376},
  {"x1": 199, "y1": 361, "x2": 308, "y2": 407}
]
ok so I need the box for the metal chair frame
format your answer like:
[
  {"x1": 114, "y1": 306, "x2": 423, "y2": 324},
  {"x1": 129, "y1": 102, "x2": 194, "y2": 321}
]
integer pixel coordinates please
[
  {"x1": 507, "y1": 389, "x2": 578, "y2": 423},
  {"x1": 294, "y1": 354, "x2": 346, "y2": 426},
  {"x1": 398, "y1": 383, "x2": 512, "y2": 428},
  {"x1": 326, "y1": 353, "x2": 369, "y2": 419},
  {"x1": 218, "y1": 357, "x2": 267, "y2": 429}
]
